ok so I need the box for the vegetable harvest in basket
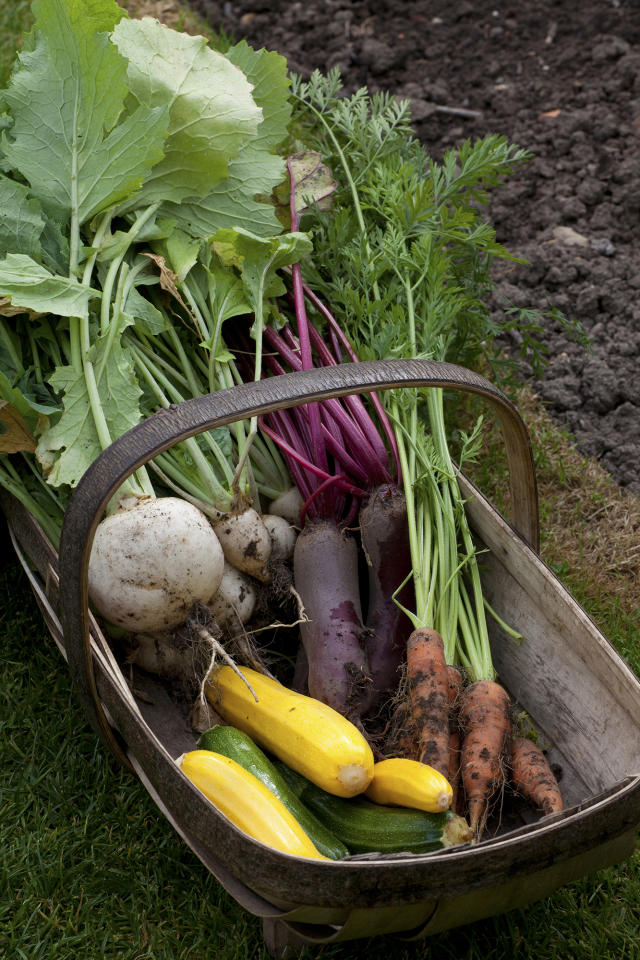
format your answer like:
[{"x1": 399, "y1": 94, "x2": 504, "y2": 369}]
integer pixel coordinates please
[{"x1": 0, "y1": 0, "x2": 564, "y2": 851}]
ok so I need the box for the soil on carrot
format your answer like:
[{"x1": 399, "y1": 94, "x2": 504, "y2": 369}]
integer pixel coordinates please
[{"x1": 193, "y1": 0, "x2": 640, "y2": 492}]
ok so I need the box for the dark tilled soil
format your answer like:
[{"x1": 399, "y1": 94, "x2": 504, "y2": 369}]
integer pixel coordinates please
[{"x1": 196, "y1": 0, "x2": 640, "y2": 490}]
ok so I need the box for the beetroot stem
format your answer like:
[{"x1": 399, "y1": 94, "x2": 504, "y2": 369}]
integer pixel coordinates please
[
  {"x1": 287, "y1": 158, "x2": 327, "y2": 480},
  {"x1": 299, "y1": 474, "x2": 364, "y2": 527},
  {"x1": 259, "y1": 420, "x2": 366, "y2": 499},
  {"x1": 302, "y1": 280, "x2": 401, "y2": 482}
]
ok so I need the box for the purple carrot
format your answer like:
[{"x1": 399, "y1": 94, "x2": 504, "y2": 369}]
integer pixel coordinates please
[
  {"x1": 294, "y1": 519, "x2": 374, "y2": 719},
  {"x1": 360, "y1": 483, "x2": 414, "y2": 713}
]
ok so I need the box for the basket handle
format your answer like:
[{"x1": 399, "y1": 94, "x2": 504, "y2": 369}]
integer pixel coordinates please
[{"x1": 58, "y1": 358, "x2": 538, "y2": 767}]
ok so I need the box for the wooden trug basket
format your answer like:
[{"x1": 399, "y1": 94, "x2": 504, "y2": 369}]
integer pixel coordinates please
[{"x1": 5, "y1": 358, "x2": 640, "y2": 957}]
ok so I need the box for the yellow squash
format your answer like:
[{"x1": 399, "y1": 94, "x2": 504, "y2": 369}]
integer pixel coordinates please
[
  {"x1": 179, "y1": 750, "x2": 327, "y2": 859},
  {"x1": 205, "y1": 665, "x2": 374, "y2": 797},
  {"x1": 365, "y1": 757, "x2": 453, "y2": 812}
]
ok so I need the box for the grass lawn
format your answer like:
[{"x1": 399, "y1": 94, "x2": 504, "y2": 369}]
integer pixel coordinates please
[{"x1": 1, "y1": 2, "x2": 639, "y2": 958}]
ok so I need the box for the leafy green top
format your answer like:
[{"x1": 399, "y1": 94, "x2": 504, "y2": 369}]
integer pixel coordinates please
[{"x1": 0, "y1": 0, "x2": 297, "y2": 511}]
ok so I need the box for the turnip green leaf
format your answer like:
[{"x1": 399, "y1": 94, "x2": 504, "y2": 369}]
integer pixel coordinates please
[
  {"x1": 112, "y1": 17, "x2": 261, "y2": 207},
  {"x1": 163, "y1": 43, "x2": 291, "y2": 238},
  {"x1": 0, "y1": 254, "x2": 98, "y2": 318},
  {"x1": 36, "y1": 337, "x2": 142, "y2": 487}
]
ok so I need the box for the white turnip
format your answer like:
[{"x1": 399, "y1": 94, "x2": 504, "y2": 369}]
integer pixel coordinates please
[
  {"x1": 88, "y1": 496, "x2": 225, "y2": 633},
  {"x1": 262, "y1": 513, "x2": 297, "y2": 562},
  {"x1": 209, "y1": 561, "x2": 257, "y2": 632},
  {"x1": 213, "y1": 507, "x2": 272, "y2": 582},
  {"x1": 267, "y1": 486, "x2": 303, "y2": 526}
]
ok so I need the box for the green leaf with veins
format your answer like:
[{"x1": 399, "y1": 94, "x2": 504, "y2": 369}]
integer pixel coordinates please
[
  {"x1": 36, "y1": 335, "x2": 142, "y2": 487},
  {"x1": 122, "y1": 286, "x2": 170, "y2": 337},
  {"x1": 39, "y1": 215, "x2": 71, "y2": 276},
  {"x1": 0, "y1": 370, "x2": 51, "y2": 433},
  {"x1": 112, "y1": 18, "x2": 261, "y2": 207},
  {"x1": 213, "y1": 227, "x2": 312, "y2": 335},
  {"x1": 15, "y1": 373, "x2": 61, "y2": 417},
  {"x1": 167, "y1": 153, "x2": 287, "y2": 239},
  {"x1": 0, "y1": 172, "x2": 69, "y2": 279},
  {"x1": 0, "y1": 177, "x2": 46, "y2": 262},
  {"x1": 226, "y1": 41, "x2": 291, "y2": 152},
  {"x1": 164, "y1": 230, "x2": 201, "y2": 284},
  {"x1": 1, "y1": 0, "x2": 169, "y2": 229},
  {"x1": 0, "y1": 254, "x2": 98, "y2": 318},
  {"x1": 206, "y1": 261, "x2": 252, "y2": 322},
  {"x1": 163, "y1": 43, "x2": 291, "y2": 238}
]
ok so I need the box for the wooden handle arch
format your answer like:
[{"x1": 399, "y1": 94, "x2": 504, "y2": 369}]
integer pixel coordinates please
[{"x1": 58, "y1": 358, "x2": 538, "y2": 768}]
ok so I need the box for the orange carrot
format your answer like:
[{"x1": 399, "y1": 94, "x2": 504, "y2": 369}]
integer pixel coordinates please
[
  {"x1": 510, "y1": 737, "x2": 563, "y2": 815},
  {"x1": 405, "y1": 628, "x2": 450, "y2": 778},
  {"x1": 447, "y1": 664, "x2": 463, "y2": 704},
  {"x1": 459, "y1": 679, "x2": 511, "y2": 839},
  {"x1": 390, "y1": 726, "x2": 418, "y2": 761}
]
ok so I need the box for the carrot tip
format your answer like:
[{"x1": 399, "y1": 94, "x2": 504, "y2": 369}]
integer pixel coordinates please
[{"x1": 468, "y1": 798, "x2": 488, "y2": 840}]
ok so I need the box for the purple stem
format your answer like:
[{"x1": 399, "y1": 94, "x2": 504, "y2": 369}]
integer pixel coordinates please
[
  {"x1": 319, "y1": 402, "x2": 388, "y2": 484},
  {"x1": 307, "y1": 324, "x2": 392, "y2": 483},
  {"x1": 264, "y1": 325, "x2": 304, "y2": 373},
  {"x1": 300, "y1": 474, "x2": 363, "y2": 527},
  {"x1": 267, "y1": 319, "x2": 390, "y2": 485},
  {"x1": 260, "y1": 419, "x2": 366, "y2": 502},
  {"x1": 287, "y1": 158, "x2": 327, "y2": 484},
  {"x1": 283, "y1": 291, "x2": 391, "y2": 473},
  {"x1": 302, "y1": 281, "x2": 402, "y2": 483},
  {"x1": 320, "y1": 425, "x2": 370, "y2": 486},
  {"x1": 262, "y1": 411, "x2": 314, "y2": 499}
]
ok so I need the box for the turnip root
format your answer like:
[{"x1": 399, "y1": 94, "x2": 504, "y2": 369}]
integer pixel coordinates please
[
  {"x1": 293, "y1": 519, "x2": 373, "y2": 720},
  {"x1": 213, "y1": 507, "x2": 272, "y2": 582},
  {"x1": 125, "y1": 602, "x2": 260, "y2": 724},
  {"x1": 268, "y1": 486, "x2": 303, "y2": 526},
  {"x1": 263, "y1": 513, "x2": 297, "y2": 562},
  {"x1": 209, "y1": 562, "x2": 257, "y2": 632},
  {"x1": 127, "y1": 630, "x2": 191, "y2": 679},
  {"x1": 88, "y1": 497, "x2": 225, "y2": 633}
]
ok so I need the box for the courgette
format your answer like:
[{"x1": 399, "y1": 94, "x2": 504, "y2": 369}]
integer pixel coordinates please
[
  {"x1": 365, "y1": 757, "x2": 453, "y2": 813},
  {"x1": 178, "y1": 750, "x2": 327, "y2": 859},
  {"x1": 197, "y1": 725, "x2": 349, "y2": 860},
  {"x1": 205, "y1": 664, "x2": 374, "y2": 796},
  {"x1": 275, "y1": 761, "x2": 473, "y2": 855}
]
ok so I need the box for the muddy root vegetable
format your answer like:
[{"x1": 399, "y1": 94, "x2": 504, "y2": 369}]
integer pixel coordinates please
[
  {"x1": 293, "y1": 519, "x2": 373, "y2": 720},
  {"x1": 263, "y1": 513, "x2": 297, "y2": 562},
  {"x1": 405, "y1": 628, "x2": 451, "y2": 778},
  {"x1": 126, "y1": 630, "x2": 197, "y2": 685},
  {"x1": 209, "y1": 562, "x2": 257, "y2": 632},
  {"x1": 359, "y1": 484, "x2": 413, "y2": 711},
  {"x1": 88, "y1": 497, "x2": 225, "y2": 633},
  {"x1": 460, "y1": 679, "x2": 512, "y2": 839},
  {"x1": 511, "y1": 737, "x2": 563, "y2": 816},
  {"x1": 213, "y1": 507, "x2": 272, "y2": 582}
]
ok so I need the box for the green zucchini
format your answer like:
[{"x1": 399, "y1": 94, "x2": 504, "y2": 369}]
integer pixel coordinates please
[
  {"x1": 197, "y1": 725, "x2": 349, "y2": 860},
  {"x1": 274, "y1": 761, "x2": 473, "y2": 855}
]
